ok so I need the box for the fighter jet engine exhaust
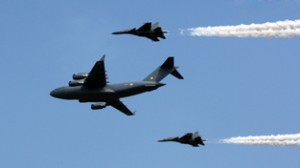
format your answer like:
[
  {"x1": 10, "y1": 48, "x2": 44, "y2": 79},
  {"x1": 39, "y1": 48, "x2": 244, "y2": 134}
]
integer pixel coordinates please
[
  {"x1": 181, "y1": 20, "x2": 300, "y2": 38},
  {"x1": 219, "y1": 133, "x2": 300, "y2": 146}
]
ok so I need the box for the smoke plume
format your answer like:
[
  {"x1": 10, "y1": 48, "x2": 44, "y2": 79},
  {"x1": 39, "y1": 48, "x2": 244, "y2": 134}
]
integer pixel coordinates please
[
  {"x1": 220, "y1": 133, "x2": 300, "y2": 146},
  {"x1": 183, "y1": 20, "x2": 300, "y2": 38}
]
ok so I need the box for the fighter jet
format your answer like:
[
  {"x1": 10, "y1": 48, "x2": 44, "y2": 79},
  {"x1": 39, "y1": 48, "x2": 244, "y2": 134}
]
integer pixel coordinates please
[
  {"x1": 112, "y1": 22, "x2": 167, "y2": 41},
  {"x1": 158, "y1": 131, "x2": 205, "y2": 147},
  {"x1": 50, "y1": 55, "x2": 183, "y2": 116}
]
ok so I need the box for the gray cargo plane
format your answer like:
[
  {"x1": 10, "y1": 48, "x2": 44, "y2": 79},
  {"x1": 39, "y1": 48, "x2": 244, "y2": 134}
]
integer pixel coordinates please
[
  {"x1": 158, "y1": 131, "x2": 205, "y2": 147},
  {"x1": 50, "y1": 55, "x2": 183, "y2": 116},
  {"x1": 112, "y1": 22, "x2": 167, "y2": 41}
]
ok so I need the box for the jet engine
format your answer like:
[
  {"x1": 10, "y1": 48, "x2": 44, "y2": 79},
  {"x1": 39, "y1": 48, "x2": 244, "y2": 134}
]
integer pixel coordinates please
[
  {"x1": 91, "y1": 103, "x2": 107, "y2": 110},
  {"x1": 73, "y1": 73, "x2": 89, "y2": 80},
  {"x1": 68, "y1": 80, "x2": 84, "y2": 87}
]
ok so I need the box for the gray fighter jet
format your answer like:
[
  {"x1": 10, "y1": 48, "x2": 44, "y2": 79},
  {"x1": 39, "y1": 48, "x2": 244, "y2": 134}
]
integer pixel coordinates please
[
  {"x1": 50, "y1": 55, "x2": 183, "y2": 116},
  {"x1": 112, "y1": 22, "x2": 167, "y2": 41},
  {"x1": 158, "y1": 131, "x2": 205, "y2": 147}
]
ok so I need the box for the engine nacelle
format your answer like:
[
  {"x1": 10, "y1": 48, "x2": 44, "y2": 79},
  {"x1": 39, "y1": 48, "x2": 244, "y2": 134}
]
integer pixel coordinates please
[
  {"x1": 91, "y1": 103, "x2": 107, "y2": 110},
  {"x1": 68, "y1": 80, "x2": 84, "y2": 87},
  {"x1": 73, "y1": 73, "x2": 89, "y2": 80}
]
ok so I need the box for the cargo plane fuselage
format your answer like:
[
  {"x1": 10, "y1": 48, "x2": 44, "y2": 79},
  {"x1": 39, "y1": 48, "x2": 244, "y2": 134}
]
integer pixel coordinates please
[
  {"x1": 51, "y1": 81, "x2": 165, "y2": 102},
  {"x1": 50, "y1": 56, "x2": 183, "y2": 116}
]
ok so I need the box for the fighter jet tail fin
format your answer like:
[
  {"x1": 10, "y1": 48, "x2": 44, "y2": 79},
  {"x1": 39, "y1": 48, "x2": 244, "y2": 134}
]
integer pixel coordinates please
[
  {"x1": 154, "y1": 27, "x2": 166, "y2": 39},
  {"x1": 152, "y1": 22, "x2": 160, "y2": 29},
  {"x1": 143, "y1": 57, "x2": 183, "y2": 82}
]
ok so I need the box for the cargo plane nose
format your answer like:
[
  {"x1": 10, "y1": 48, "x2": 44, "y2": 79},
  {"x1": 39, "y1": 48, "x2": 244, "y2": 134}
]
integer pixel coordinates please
[
  {"x1": 50, "y1": 89, "x2": 59, "y2": 98},
  {"x1": 50, "y1": 87, "x2": 65, "y2": 99}
]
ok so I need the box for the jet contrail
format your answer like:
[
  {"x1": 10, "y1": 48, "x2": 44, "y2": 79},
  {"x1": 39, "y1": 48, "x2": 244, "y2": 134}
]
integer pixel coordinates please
[
  {"x1": 183, "y1": 20, "x2": 300, "y2": 38},
  {"x1": 220, "y1": 133, "x2": 300, "y2": 146}
]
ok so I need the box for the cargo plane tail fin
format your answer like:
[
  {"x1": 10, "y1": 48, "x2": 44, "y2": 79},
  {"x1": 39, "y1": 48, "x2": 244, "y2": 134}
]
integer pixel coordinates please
[{"x1": 143, "y1": 57, "x2": 183, "y2": 82}]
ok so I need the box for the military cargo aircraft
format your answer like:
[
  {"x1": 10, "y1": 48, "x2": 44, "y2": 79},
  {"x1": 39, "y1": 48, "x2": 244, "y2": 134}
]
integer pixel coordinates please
[
  {"x1": 158, "y1": 131, "x2": 205, "y2": 147},
  {"x1": 50, "y1": 55, "x2": 183, "y2": 116},
  {"x1": 112, "y1": 22, "x2": 167, "y2": 41}
]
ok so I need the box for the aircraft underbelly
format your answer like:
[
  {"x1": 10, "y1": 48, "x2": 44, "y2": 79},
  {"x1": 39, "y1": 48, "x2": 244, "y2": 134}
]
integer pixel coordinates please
[
  {"x1": 115, "y1": 90, "x2": 145, "y2": 98},
  {"x1": 76, "y1": 86, "x2": 117, "y2": 102},
  {"x1": 113, "y1": 86, "x2": 157, "y2": 98}
]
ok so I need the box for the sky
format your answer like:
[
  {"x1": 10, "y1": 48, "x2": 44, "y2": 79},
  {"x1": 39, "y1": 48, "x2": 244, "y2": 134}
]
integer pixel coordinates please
[{"x1": 1, "y1": 0, "x2": 300, "y2": 167}]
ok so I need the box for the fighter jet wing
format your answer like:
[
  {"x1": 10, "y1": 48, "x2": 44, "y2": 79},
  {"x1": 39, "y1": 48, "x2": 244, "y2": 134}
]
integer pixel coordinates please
[
  {"x1": 110, "y1": 100, "x2": 134, "y2": 116},
  {"x1": 84, "y1": 55, "x2": 107, "y2": 88},
  {"x1": 191, "y1": 144, "x2": 199, "y2": 147},
  {"x1": 146, "y1": 36, "x2": 160, "y2": 41},
  {"x1": 137, "y1": 22, "x2": 151, "y2": 31},
  {"x1": 180, "y1": 133, "x2": 193, "y2": 141}
]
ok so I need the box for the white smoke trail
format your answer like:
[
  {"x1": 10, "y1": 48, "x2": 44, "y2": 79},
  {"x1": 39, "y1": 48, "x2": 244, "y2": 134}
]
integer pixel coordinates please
[
  {"x1": 220, "y1": 133, "x2": 300, "y2": 146},
  {"x1": 183, "y1": 20, "x2": 300, "y2": 38}
]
